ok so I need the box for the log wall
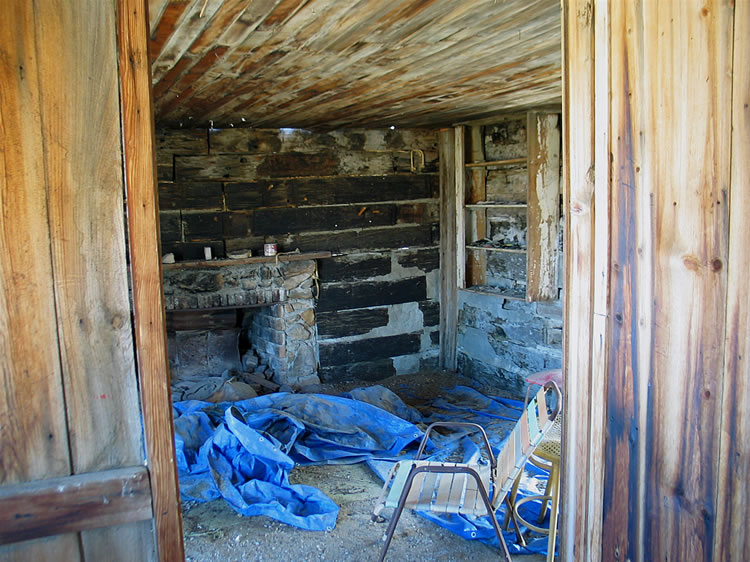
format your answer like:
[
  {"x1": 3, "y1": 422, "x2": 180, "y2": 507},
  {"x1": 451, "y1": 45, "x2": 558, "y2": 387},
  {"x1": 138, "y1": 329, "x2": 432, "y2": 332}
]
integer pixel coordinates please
[{"x1": 156, "y1": 127, "x2": 441, "y2": 381}]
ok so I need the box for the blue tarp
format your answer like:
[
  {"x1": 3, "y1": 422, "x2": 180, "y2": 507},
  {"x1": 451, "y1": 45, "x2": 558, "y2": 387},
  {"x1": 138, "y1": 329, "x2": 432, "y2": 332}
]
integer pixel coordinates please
[{"x1": 173, "y1": 385, "x2": 554, "y2": 556}]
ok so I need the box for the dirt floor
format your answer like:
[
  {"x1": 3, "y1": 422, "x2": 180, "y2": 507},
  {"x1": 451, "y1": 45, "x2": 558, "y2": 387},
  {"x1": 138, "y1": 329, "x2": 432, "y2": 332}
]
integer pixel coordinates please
[{"x1": 180, "y1": 370, "x2": 548, "y2": 562}]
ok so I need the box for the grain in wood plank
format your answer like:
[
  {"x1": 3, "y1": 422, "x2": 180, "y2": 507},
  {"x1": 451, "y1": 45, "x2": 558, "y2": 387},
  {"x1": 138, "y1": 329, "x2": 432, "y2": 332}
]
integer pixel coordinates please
[
  {"x1": 559, "y1": 1, "x2": 600, "y2": 559},
  {"x1": 39, "y1": 0, "x2": 144, "y2": 474},
  {"x1": 0, "y1": 0, "x2": 72, "y2": 487},
  {"x1": 118, "y1": 0, "x2": 185, "y2": 559},
  {"x1": 603, "y1": 2, "x2": 732, "y2": 561},
  {"x1": 714, "y1": 1, "x2": 750, "y2": 559}
]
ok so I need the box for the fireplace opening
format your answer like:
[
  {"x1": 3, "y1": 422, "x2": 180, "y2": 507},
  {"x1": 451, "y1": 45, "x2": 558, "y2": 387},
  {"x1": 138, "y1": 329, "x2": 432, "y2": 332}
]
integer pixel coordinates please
[{"x1": 163, "y1": 258, "x2": 323, "y2": 401}]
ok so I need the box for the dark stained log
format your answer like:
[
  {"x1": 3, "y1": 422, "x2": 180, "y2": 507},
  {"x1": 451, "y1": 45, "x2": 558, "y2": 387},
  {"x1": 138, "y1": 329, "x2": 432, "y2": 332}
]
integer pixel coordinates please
[
  {"x1": 397, "y1": 248, "x2": 440, "y2": 272},
  {"x1": 158, "y1": 181, "x2": 223, "y2": 210},
  {"x1": 0, "y1": 467, "x2": 152, "y2": 545},
  {"x1": 317, "y1": 254, "x2": 392, "y2": 282},
  {"x1": 430, "y1": 330, "x2": 440, "y2": 345},
  {"x1": 223, "y1": 175, "x2": 436, "y2": 209},
  {"x1": 319, "y1": 334, "x2": 421, "y2": 366},
  {"x1": 182, "y1": 212, "x2": 224, "y2": 241},
  {"x1": 317, "y1": 308, "x2": 390, "y2": 338},
  {"x1": 209, "y1": 128, "x2": 438, "y2": 155},
  {"x1": 316, "y1": 277, "x2": 427, "y2": 313},
  {"x1": 318, "y1": 359, "x2": 397, "y2": 383},
  {"x1": 253, "y1": 204, "x2": 396, "y2": 235},
  {"x1": 419, "y1": 300, "x2": 440, "y2": 327},
  {"x1": 396, "y1": 202, "x2": 439, "y2": 224},
  {"x1": 225, "y1": 180, "x2": 291, "y2": 209},
  {"x1": 290, "y1": 175, "x2": 436, "y2": 205},
  {"x1": 288, "y1": 224, "x2": 434, "y2": 253},
  {"x1": 174, "y1": 151, "x2": 433, "y2": 181},
  {"x1": 222, "y1": 212, "x2": 253, "y2": 238},
  {"x1": 209, "y1": 128, "x2": 282, "y2": 154},
  {"x1": 166, "y1": 309, "x2": 238, "y2": 332},
  {"x1": 156, "y1": 129, "x2": 209, "y2": 155},
  {"x1": 159, "y1": 212, "x2": 182, "y2": 243}
]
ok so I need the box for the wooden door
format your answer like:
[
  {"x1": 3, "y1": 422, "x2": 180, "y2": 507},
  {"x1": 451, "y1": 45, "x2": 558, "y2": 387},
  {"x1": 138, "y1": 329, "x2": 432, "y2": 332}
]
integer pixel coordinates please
[{"x1": 0, "y1": 0, "x2": 183, "y2": 559}]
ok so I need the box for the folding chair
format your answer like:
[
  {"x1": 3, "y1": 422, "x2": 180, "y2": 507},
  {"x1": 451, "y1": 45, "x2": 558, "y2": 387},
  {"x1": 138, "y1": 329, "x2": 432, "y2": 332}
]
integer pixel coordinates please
[{"x1": 371, "y1": 381, "x2": 562, "y2": 562}]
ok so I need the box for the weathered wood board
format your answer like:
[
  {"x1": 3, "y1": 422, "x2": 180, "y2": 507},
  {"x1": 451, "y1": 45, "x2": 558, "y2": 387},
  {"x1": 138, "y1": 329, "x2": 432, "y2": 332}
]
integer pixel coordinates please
[
  {"x1": 602, "y1": 2, "x2": 733, "y2": 561},
  {"x1": 715, "y1": 0, "x2": 750, "y2": 559},
  {"x1": 526, "y1": 112, "x2": 560, "y2": 301}
]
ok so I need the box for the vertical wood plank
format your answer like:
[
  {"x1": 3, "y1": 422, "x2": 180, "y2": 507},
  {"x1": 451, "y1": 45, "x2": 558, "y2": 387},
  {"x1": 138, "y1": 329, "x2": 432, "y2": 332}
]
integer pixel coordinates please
[
  {"x1": 439, "y1": 128, "x2": 458, "y2": 370},
  {"x1": 715, "y1": 1, "x2": 750, "y2": 559},
  {"x1": 39, "y1": 0, "x2": 144, "y2": 476},
  {"x1": 34, "y1": 0, "x2": 154, "y2": 556},
  {"x1": 526, "y1": 111, "x2": 561, "y2": 302},
  {"x1": 454, "y1": 125, "x2": 466, "y2": 290},
  {"x1": 467, "y1": 125, "x2": 487, "y2": 287},
  {"x1": 117, "y1": 0, "x2": 185, "y2": 559},
  {"x1": 587, "y1": 0, "x2": 610, "y2": 559},
  {"x1": 604, "y1": 2, "x2": 733, "y2": 561},
  {"x1": 560, "y1": 0, "x2": 602, "y2": 560},
  {"x1": 0, "y1": 0, "x2": 72, "y2": 488}
]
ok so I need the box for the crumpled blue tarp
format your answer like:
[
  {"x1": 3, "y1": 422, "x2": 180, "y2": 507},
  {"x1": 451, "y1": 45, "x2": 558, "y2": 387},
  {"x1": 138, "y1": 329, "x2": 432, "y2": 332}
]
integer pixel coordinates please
[
  {"x1": 173, "y1": 385, "x2": 554, "y2": 556},
  {"x1": 173, "y1": 392, "x2": 424, "y2": 531}
]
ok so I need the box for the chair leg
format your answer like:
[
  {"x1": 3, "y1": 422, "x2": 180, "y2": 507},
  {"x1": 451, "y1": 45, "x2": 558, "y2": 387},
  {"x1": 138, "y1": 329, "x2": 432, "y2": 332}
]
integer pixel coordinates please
[
  {"x1": 504, "y1": 495, "x2": 526, "y2": 547},
  {"x1": 546, "y1": 472, "x2": 560, "y2": 562},
  {"x1": 503, "y1": 472, "x2": 522, "y2": 531},
  {"x1": 377, "y1": 491, "x2": 408, "y2": 562}
]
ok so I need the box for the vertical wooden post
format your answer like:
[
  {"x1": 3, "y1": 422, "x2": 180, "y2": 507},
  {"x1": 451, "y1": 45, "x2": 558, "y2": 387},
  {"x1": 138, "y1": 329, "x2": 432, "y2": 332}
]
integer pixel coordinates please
[
  {"x1": 526, "y1": 111, "x2": 561, "y2": 302},
  {"x1": 117, "y1": 0, "x2": 184, "y2": 560},
  {"x1": 560, "y1": 0, "x2": 607, "y2": 560},
  {"x1": 439, "y1": 128, "x2": 458, "y2": 370},
  {"x1": 455, "y1": 126, "x2": 466, "y2": 291}
]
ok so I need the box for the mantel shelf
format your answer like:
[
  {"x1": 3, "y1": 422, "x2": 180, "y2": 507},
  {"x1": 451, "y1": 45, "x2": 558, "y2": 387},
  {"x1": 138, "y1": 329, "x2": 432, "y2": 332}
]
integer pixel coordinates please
[{"x1": 162, "y1": 251, "x2": 332, "y2": 270}]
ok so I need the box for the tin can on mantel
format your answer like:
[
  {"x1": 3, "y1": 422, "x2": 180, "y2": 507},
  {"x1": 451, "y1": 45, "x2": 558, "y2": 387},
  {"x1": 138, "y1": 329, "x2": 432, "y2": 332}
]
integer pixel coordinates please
[{"x1": 263, "y1": 242, "x2": 278, "y2": 257}]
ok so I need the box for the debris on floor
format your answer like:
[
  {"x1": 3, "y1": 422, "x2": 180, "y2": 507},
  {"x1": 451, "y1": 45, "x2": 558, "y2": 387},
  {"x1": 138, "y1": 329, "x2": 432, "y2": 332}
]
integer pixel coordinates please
[{"x1": 174, "y1": 373, "x2": 554, "y2": 559}]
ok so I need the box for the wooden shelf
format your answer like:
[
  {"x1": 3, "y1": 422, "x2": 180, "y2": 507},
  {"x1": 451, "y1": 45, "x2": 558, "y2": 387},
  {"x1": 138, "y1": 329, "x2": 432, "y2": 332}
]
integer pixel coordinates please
[
  {"x1": 464, "y1": 157, "x2": 527, "y2": 168},
  {"x1": 460, "y1": 286, "x2": 527, "y2": 301},
  {"x1": 162, "y1": 251, "x2": 331, "y2": 270},
  {"x1": 465, "y1": 203, "x2": 527, "y2": 209},
  {"x1": 466, "y1": 244, "x2": 526, "y2": 254}
]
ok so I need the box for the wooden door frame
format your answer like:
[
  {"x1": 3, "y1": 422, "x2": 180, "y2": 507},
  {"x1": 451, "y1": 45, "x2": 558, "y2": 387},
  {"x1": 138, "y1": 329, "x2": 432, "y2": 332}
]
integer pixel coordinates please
[
  {"x1": 117, "y1": 0, "x2": 184, "y2": 559},
  {"x1": 559, "y1": 1, "x2": 609, "y2": 560}
]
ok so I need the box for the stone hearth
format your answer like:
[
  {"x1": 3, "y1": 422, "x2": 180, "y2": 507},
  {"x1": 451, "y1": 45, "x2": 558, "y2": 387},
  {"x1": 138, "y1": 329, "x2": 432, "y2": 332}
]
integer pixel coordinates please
[{"x1": 163, "y1": 258, "x2": 321, "y2": 387}]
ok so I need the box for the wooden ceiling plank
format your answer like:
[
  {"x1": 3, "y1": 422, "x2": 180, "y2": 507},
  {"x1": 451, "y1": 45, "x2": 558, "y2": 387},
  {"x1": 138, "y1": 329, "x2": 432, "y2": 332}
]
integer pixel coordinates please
[
  {"x1": 187, "y1": 0, "x2": 253, "y2": 54},
  {"x1": 152, "y1": 0, "x2": 226, "y2": 83}
]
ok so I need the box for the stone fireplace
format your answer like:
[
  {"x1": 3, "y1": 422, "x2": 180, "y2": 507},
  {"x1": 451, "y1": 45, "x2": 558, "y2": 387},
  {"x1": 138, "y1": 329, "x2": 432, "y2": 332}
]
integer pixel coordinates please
[{"x1": 162, "y1": 255, "x2": 326, "y2": 388}]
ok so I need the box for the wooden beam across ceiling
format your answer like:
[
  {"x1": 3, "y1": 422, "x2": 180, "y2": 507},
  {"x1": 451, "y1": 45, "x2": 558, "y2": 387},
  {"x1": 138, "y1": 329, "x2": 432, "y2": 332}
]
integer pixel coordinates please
[{"x1": 149, "y1": 0, "x2": 561, "y2": 129}]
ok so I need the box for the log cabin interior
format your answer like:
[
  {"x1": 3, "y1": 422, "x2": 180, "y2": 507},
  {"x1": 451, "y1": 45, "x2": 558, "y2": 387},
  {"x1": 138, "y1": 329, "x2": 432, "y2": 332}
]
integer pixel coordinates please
[{"x1": 1, "y1": 1, "x2": 748, "y2": 561}]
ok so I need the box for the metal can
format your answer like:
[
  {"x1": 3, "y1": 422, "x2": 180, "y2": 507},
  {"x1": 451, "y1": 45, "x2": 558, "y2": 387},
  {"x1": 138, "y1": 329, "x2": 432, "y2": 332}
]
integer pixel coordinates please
[{"x1": 263, "y1": 243, "x2": 277, "y2": 256}]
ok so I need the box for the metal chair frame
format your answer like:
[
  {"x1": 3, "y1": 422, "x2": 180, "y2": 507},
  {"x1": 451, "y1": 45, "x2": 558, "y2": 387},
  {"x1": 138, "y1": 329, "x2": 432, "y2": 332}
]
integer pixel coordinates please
[{"x1": 372, "y1": 382, "x2": 561, "y2": 562}]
